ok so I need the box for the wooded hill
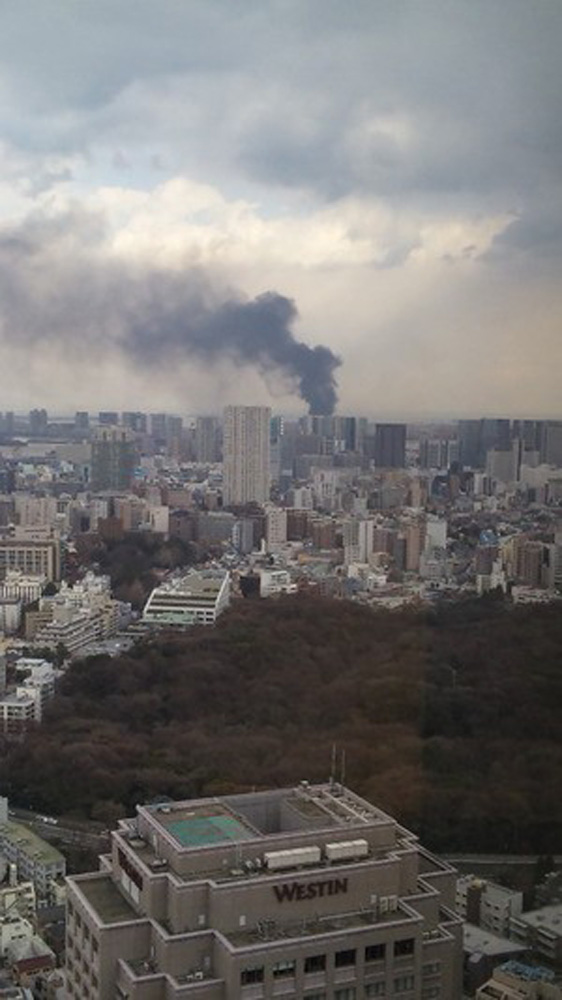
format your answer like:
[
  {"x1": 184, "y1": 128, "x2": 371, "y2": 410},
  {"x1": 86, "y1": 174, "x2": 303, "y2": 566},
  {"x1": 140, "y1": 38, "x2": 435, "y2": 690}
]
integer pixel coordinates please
[{"x1": 2, "y1": 594, "x2": 561, "y2": 853}]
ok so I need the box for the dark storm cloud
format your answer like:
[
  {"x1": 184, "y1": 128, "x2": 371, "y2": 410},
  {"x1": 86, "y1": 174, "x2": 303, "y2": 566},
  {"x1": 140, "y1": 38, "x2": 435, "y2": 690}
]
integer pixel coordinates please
[
  {"x1": 0, "y1": 211, "x2": 340, "y2": 413},
  {"x1": 2, "y1": 0, "x2": 562, "y2": 234}
]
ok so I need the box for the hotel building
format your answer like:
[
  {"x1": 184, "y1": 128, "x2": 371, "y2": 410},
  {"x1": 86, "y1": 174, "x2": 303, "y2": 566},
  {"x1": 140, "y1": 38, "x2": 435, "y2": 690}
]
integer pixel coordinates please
[{"x1": 66, "y1": 783, "x2": 463, "y2": 999}]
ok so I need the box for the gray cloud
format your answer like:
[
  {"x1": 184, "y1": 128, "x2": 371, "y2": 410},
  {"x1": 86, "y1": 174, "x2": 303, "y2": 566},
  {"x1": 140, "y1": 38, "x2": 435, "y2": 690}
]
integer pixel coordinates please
[
  {"x1": 0, "y1": 210, "x2": 340, "y2": 413},
  {"x1": 2, "y1": 2, "x2": 561, "y2": 214}
]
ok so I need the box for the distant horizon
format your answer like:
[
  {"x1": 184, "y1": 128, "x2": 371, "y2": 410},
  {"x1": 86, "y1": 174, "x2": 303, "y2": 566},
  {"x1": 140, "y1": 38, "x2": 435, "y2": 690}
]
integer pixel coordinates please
[{"x1": 2, "y1": 407, "x2": 562, "y2": 426}]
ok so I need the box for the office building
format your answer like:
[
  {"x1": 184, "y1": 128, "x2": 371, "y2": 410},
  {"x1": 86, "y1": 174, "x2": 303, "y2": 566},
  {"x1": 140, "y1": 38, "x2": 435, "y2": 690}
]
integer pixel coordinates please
[
  {"x1": 98, "y1": 412, "x2": 119, "y2": 427},
  {"x1": 66, "y1": 782, "x2": 463, "y2": 999},
  {"x1": 91, "y1": 426, "x2": 137, "y2": 492},
  {"x1": 195, "y1": 418, "x2": 222, "y2": 464},
  {"x1": 542, "y1": 422, "x2": 562, "y2": 468},
  {"x1": 0, "y1": 539, "x2": 60, "y2": 582},
  {"x1": 223, "y1": 406, "x2": 271, "y2": 506},
  {"x1": 122, "y1": 412, "x2": 148, "y2": 434},
  {"x1": 374, "y1": 424, "x2": 406, "y2": 469}
]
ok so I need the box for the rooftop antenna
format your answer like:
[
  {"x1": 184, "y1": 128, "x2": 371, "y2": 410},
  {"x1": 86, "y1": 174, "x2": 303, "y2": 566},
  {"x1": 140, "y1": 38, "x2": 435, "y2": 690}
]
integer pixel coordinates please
[
  {"x1": 340, "y1": 748, "x2": 346, "y2": 789},
  {"x1": 330, "y1": 743, "x2": 337, "y2": 788}
]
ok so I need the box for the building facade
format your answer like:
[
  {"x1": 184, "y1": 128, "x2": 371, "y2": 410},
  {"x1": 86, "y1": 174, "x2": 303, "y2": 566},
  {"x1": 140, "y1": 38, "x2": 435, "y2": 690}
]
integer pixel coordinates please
[
  {"x1": 66, "y1": 783, "x2": 463, "y2": 999},
  {"x1": 223, "y1": 406, "x2": 271, "y2": 506},
  {"x1": 142, "y1": 571, "x2": 230, "y2": 627},
  {"x1": 91, "y1": 427, "x2": 137, "y2": 491},
  {"x1": 374, "y1": 425, "x2": 407, "y2": 470}
]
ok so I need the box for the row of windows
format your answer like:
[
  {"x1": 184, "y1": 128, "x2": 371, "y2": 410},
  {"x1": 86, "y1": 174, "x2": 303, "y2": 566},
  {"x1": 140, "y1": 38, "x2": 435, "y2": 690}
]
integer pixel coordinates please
[
  {"x1": 241, "y1": 941, "x2": 417, "y2": 988},
  {"x1": 257, "y1": 981, "x2": 415, "y2": 1000},
  {"x1": 241, "y1": 938, "x2": 415, "y2": 982}
]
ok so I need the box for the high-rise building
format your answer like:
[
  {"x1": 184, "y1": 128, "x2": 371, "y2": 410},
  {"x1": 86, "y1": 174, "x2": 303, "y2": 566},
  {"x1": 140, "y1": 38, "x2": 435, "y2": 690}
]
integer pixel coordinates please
[
  {"x1": 195, "y1": 417, "x2": 221, "y2": 463},
  {"x1": 90, "y1": 426, "x2": 137, "y2": 492},
  {"x1": 29, "y1": 408, "x2": 48, "y2": 437},
  {"x1": 122, "y1": 412, "x2": 148, "y2": 434},
  {"x1": 98, "y1": 411, "x2": 119, "y2": 427},
  {"x1": 75, "y1": 411, "x2": 90, "y2": 433},
  {"x1": 374, "y1": 424, "x2": 406, "y2": 469},
  {"x1": 223, "y1": 406, "x2": 271, "y2": 506},
  {"x1": 542, "y1": 421, "x2": 562, "y2": 468},
  {"x1": 65, "y1": 783, "x2": 463, "y2": 999}
]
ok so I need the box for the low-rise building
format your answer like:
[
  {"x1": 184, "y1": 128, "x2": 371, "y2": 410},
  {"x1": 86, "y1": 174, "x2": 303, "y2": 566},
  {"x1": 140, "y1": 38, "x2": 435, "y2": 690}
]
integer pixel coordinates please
[
  {"x1": 476, "y1": 960, "x2": 561, "y2": 999},
  {"x1": 463, "y1": 923, "x2": 527, "y2": 995},
  {"x1": 510, "y1": 906, "x2": 562, "y2": 968},
  {"x1": 0, "y1": 807, "x2": 65, "y2": 904},
  {"x1": 456, "y1": 875, "x2": 523, "y2": 937},
  {"x1": 0, "y1": 692, "x2": 36, "y2": 734},
  {"x1": 143, "y1": 569, "x2": 230, "y2": 627}
]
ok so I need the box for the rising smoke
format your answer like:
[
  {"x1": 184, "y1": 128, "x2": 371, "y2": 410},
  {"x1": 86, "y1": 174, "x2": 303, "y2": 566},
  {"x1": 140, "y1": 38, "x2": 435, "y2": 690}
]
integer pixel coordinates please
[{"x1": 0, "y1": 210, "x2": 341, "y2": 413}]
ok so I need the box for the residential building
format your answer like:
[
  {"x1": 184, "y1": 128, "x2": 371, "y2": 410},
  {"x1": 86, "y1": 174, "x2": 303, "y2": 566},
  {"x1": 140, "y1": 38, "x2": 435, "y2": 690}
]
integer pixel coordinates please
[
  {"x1": 14, "y1": 660, "x2": 56, "y2": 721},
  {"x1": 476, "y1": 961, "x2": 561, "y2": 999},
  {"x1": 510, "y1": 905, "x2": 562, "y2": 967},
  {"x1": 0, "y1": 597, "x2": 21, "y2": 635},
  {"x1": 143, "y1": 570, "x2": 230, "y2": 627},
  {"x1": 0, "y1": 571, "x2": 46, "y2": 604},
  {"x1": 258, "y1": 568, "x2": 296, "y2": 597},
  {"x1": 0, "y1": 876, "x2": 36, "y2": 922},
  {"x1": 223, "y1": 406, "x2": 271, "y2": 506},
  {"x1": 0, "y1": 693, "x2": 36, "y2": 734},
  {"x1": 65, "y1": 782, "x2": 463, "y2": 999},
  {"x1": 0, "y1": 807, "x2": 65, "y2": 902},
  {"x1": 455, "y1": 876, "x2": 523, "y2": 937},
  {"x1": 265, "y1": 506, "x2": 287, "y2": 553}
]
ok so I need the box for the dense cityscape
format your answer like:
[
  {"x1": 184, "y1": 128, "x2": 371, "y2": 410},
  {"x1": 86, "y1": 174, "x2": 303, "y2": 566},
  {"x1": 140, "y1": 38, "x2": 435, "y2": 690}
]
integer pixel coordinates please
[
  {"x1": 0, "y1": 406, "x2": 561, "y2": 997},
  {"x1": 2, "y1": 0, "x2": 562, "y2": 996}
]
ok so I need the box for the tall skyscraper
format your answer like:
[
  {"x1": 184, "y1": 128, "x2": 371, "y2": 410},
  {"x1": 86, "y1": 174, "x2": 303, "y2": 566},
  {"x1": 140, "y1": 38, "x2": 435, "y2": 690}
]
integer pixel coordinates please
[
  {"x1": 195, "y1": 417, "x2": 222, "y2": 463},
  {"x1": 90, "y1": 426, "x2": 137, "y2": 491},
  {"x1": 223, "y1": 406, "x2": 271, "y2": 506},
  {"x1": 374, "y1": 423, "x2": 406, "y2": 468}
]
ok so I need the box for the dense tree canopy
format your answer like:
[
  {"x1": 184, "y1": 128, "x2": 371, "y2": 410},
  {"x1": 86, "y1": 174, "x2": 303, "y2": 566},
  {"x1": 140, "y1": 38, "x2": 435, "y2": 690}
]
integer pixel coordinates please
[{"x1": 2, "y1": 595, "x2": 561, "y2": 852}]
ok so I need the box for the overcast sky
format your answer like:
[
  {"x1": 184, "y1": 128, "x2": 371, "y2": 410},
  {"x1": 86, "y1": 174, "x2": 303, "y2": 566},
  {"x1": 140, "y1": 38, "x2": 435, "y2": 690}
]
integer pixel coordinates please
[{"x1": 0, "y1": 0, "x2": 561, "y2": 418}]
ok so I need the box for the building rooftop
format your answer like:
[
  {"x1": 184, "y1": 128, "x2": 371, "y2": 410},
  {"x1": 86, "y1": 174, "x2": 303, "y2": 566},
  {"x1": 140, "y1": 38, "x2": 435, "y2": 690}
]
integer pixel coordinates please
[
  {"x1": 140, "y1": 784, "x2": 396, "y2": 847},
  {"x1": 464, "y1": 923, "x2": 527, "y2": 958},
  {"x1": 72, "y1": 874, "x2": 138, "y2": 924},
  {"x1": 114, "y1": 784, "x2": 431, "y2": 892},
  {"x1": 149, "y1": 570, "x2": 228, "y2": 599},
  {"x1": 149, "y1": 803, "x2": 258, "y2": 848},
  {"x1": 499, "y1": 960, "x2": 556, "y2": 983},
  {"x1": 0, "y1": 821, "x2": 65, "y2": 868},
  {"x1": 514, "y1": 904, "x2": 562, "y2": 934}
]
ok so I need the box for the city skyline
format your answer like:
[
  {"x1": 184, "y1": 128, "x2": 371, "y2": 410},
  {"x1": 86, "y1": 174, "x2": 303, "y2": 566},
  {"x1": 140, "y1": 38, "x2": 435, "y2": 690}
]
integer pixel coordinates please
[{"x1": 1, "y1": 3, "x2": 562, "y2": 417}]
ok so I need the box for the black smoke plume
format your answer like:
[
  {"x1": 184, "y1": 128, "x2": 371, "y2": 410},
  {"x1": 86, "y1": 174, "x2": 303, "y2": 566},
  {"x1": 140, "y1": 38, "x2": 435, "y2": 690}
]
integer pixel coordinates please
[{"x1": 0, "y1": 210, "x2": 341, "y2": 413}]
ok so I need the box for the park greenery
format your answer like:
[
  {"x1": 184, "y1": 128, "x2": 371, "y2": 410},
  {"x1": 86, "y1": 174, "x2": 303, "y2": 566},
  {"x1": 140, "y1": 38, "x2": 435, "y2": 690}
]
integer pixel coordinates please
[{"x1": 1, "y1": 594, "x2": 561, "y2": 853}]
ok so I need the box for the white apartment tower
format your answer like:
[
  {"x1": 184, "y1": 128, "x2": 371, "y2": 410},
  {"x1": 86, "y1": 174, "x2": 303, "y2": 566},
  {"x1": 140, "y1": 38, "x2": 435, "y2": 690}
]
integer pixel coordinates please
[{"x1": 223, "y1": 406, "x2": 271, "y2": 506}]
